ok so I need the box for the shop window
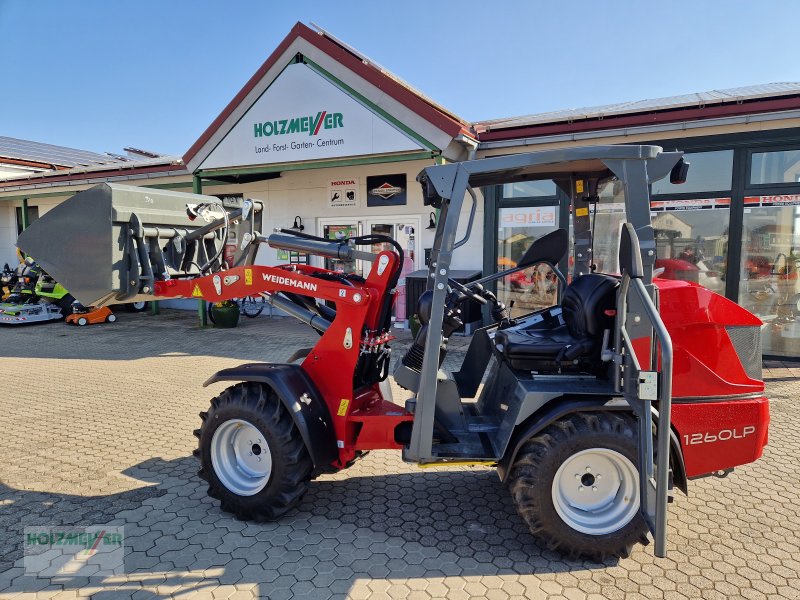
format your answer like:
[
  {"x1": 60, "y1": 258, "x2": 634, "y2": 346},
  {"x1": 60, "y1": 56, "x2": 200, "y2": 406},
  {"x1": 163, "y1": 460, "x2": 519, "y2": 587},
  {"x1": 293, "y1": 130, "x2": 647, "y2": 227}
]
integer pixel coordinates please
[
  {"x1": 496, "y1": 205, "x2": 559, "y2": 317},
  {"x1": 749, "y1": 148, "x2": 800, "y2": 185},
  {"x1": 502, "y1": 179, "x2": 557, "y2": 199},
  {"x1": 651, "y1": 203, "x2": 729, "y2": 296},
  {"x1": 651, "y1": 150, "x2": 734, "y2": 195},
  {"x1": 740, "y1": 200, "x2": 800, "y2": 357}
]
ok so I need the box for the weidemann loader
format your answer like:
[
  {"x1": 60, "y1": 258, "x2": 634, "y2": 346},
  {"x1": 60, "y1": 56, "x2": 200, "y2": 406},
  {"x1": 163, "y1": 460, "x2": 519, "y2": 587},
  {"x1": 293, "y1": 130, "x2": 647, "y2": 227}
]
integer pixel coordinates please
[{"x1": 18, "y1": 145, "x2": 770, "y2": 560}]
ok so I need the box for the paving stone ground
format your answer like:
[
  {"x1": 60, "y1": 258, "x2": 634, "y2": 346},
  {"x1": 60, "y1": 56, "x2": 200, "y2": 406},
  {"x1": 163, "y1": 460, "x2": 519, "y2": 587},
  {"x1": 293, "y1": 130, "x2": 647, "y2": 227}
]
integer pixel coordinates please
[{"x1": 0, "y1": 308, "x2": 798, "y2": 599}]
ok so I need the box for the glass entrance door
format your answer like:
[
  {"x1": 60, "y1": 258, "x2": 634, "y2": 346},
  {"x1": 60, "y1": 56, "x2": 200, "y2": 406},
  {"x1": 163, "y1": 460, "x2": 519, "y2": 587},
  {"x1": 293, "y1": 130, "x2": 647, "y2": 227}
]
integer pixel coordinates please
[
  {"x1": 496, "y1": 204, "x2": 560, "y2": 318},
  {"x1": 320, "y1": 220, "x2": 361, "y2": 275},
  {"x1": 739, "y1": 199, "x2": 800, "y2": 356},
  {"x1": 364, "y1": 218, "x2": 419, "y2": 324}
]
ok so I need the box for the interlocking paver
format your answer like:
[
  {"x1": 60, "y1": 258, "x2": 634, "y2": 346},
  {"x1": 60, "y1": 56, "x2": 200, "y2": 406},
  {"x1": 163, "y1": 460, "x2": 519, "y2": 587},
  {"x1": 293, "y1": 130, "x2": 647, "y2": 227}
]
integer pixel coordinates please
[{"x1": 0, "y1": 310, "x2": 798, "y2": 598}]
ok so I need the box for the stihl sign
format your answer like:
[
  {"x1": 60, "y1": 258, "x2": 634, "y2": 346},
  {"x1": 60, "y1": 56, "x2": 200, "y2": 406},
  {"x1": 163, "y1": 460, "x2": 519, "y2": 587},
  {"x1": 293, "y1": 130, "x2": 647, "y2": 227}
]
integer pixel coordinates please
[{"x1": 262, "y1": 273, "x2": 318, "y2": 292}]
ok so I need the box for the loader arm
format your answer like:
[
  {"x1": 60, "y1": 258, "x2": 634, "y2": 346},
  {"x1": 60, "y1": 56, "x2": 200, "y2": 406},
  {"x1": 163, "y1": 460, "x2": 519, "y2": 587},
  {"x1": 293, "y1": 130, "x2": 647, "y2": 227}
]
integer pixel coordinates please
[{"x1": 154, "y1": 255, "x2": 402, "y2": 467}]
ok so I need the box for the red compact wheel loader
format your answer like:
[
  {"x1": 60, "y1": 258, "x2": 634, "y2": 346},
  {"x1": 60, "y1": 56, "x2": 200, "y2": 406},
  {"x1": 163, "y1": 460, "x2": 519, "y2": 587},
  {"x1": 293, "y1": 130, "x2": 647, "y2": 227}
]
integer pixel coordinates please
[{"x1": 18, "y1": 145, "x2": 770, "y2": 560}]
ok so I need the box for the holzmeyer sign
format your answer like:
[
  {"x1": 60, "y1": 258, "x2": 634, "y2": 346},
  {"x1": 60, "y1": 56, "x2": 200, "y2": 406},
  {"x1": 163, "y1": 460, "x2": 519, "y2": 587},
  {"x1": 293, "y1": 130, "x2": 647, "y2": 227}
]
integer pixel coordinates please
[
  {"x1": 329, "y1": 178, "x2": 358, "y2": 208},
  {"x1": 201, "y1": 63, "x2": 423, "y2": 169},
  {"x1": 499, "y1": 206, "x2": 556, "y2": 228}
]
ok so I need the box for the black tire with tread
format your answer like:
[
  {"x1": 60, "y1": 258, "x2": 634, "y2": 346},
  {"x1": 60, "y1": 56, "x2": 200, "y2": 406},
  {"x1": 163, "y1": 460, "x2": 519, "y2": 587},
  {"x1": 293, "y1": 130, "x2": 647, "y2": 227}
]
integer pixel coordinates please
[
  {"x1": 126, "y1": 301, "x2": 149, "y2": 313},
  {"x1": 507, "y1": 411, "x2": 648, "y2": 561},
  {"x1": 194, "y1": 382, "x2": 312, "y2": 521}
]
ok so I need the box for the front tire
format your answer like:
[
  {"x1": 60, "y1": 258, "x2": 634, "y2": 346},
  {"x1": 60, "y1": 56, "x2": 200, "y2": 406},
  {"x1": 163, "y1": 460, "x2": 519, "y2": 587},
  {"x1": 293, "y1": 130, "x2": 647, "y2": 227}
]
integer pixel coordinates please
[
  {"x1": 195, "y1": 383, "x2": 312, "y2": 521},
  {"x1": 507, "y1": 412, "x2": 648, "y2": 561}
]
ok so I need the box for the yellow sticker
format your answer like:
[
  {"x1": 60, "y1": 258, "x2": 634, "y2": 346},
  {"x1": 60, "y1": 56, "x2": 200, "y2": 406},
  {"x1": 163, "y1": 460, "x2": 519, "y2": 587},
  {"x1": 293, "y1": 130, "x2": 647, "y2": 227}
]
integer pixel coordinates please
[
  {"x1": 337, "y1": 399, "x2": 350, "y2": 417},
  {"x1": 191, "y1": 284, "x2": 203, "y2": 298},
  {"x1": 245, "y1": 268, "x2": 253, "y2": 286},
  {"x1": 576, "y1": 180, "x2": 584, "y2": 193},
  {"x1": 575, "y1": 207, "x2": 589, "y2": 217}
]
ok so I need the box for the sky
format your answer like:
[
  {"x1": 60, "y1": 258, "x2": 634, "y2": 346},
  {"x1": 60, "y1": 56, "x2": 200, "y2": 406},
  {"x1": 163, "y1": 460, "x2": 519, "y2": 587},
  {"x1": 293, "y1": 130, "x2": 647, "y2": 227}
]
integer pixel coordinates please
[{"x1": 1, "y1": 0, "x2": 799, "y2": 157}]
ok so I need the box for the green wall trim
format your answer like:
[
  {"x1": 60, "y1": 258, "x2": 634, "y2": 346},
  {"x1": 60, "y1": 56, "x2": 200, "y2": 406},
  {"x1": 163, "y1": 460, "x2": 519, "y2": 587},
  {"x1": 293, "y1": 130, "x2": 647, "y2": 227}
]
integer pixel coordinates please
[
  {"x1": 197, "y1": 150, "x2": 434, "y2": 179},
  {"x1": 20, "y1": 198, "x2": 29, "y2": 230},
  {"x1": 303, "y1": 57, "x2": 440, "y2": 153}
]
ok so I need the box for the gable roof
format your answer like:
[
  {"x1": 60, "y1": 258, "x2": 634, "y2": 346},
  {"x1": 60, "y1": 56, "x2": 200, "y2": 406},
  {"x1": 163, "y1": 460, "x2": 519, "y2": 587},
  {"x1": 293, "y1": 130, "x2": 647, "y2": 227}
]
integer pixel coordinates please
[{"x1": 183, "y1": 22, "x2": 474, "y2": 171}]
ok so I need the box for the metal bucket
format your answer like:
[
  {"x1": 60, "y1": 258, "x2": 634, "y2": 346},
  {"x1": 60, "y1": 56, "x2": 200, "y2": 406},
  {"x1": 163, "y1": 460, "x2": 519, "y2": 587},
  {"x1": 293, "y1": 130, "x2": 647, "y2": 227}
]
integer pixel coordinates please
[{"x1": 16, "y1": 183, "x2": 246, "y2": 306}]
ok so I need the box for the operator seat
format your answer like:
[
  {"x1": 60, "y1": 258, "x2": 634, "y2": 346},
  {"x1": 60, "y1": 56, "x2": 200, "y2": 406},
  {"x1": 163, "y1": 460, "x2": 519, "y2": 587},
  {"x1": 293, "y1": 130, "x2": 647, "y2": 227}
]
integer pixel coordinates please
[{"x1": 495, "y1": 273, "x2": 619, "y2": 370}]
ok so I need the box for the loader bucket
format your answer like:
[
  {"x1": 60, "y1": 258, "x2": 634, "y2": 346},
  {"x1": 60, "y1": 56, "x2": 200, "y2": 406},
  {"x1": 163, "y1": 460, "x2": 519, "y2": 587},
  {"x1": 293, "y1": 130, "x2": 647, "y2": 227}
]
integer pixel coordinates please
[{"x1": 16, "y1": 183, "x2": 240, "y2": 307}]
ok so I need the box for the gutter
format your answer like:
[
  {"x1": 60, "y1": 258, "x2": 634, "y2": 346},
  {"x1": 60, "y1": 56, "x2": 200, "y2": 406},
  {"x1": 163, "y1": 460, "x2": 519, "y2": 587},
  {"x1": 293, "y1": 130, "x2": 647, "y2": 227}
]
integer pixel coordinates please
[
  {"x1": 477, "y1": 109, "x2": 800, "y2": 150},
  {"x1": 0, "y1": 168, "x2": 190, "y2": 194}
]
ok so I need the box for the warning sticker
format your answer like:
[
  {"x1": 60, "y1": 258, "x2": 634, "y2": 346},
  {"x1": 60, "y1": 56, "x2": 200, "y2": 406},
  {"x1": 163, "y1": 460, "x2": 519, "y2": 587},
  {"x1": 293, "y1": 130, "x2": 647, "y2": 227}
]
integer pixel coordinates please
[
  {"x1": 245, "y1": 268, "x2": 253, "y2": 286},
  {"x1": 575, "y1": 180, "x2": 584, "y2": 194},
  {"x1": 191, "y1": 284, "x2": 203, "y2": 298},
  {"x1": 337, "y1": 399, "x2": 350, "y2": 417},
  {"x1": 575, "y1": 207, "x2": 589, "y2": 217}
]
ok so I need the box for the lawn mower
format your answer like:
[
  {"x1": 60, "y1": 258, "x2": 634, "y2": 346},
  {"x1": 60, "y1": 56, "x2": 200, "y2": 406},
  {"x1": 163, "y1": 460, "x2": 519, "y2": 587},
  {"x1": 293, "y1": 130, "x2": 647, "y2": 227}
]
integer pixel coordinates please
[
  {"x1": 17, "y1": 146, "x2": 769, "y2": 560},
  {"x1": 65, "y1": 304, "x2": 116, "y2": 326},
  {"x1": 1, "y1": 262, "x2": 19, "y2": 299},
  {"x1": 0, "y1": 257, "x2": 41, "y2": 304},
  {"x1": 0, "y1": 259, "x2": 73, "y2": 324}
]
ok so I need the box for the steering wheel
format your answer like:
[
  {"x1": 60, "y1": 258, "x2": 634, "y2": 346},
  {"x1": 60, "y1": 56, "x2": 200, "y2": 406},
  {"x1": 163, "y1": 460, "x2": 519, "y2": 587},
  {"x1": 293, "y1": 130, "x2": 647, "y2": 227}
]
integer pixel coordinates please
[{"x1": 447, "y1": 278, "x2": 487, "y2": 305}]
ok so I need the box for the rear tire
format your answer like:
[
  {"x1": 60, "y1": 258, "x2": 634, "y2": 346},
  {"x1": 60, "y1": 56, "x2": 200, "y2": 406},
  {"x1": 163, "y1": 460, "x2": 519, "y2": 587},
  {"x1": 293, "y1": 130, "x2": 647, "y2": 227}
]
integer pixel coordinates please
[
  {"x1": 195, "y1": 383, "x2": 312, "y2": 521},
  {"x1": 126, "y1": 301, "x2": 149, "y2": 313},
  {"x1": 107, "y1": 314, "x2": 117, "y2": 323},
  {"x1": 508, "y1": 411, "x2": 648, "y2": 561},
  {"x1": 77, "y1": 317, "x2": 88, "y2": 326}
]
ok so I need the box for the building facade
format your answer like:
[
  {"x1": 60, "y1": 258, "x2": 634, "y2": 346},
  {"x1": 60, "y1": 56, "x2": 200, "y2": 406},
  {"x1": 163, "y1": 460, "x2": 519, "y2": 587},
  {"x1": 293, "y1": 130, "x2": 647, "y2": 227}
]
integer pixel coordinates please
[{"x1": 1, "y1": 23, "x2": 799, "y2": 358}]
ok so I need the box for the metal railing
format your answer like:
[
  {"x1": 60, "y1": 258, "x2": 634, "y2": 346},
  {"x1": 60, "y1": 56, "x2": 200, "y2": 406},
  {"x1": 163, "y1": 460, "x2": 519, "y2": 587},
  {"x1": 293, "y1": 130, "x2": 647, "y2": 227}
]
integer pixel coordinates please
[{"x1": 614, "y1": 244, "x2": 674, "y2": 558}]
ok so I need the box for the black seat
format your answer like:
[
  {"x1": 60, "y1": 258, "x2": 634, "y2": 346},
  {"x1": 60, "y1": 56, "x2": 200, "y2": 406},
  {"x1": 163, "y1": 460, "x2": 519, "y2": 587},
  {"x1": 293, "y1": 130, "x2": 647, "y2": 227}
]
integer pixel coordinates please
[{"x1": 495, "y1": 273, "x2": 619, "y2": 369}]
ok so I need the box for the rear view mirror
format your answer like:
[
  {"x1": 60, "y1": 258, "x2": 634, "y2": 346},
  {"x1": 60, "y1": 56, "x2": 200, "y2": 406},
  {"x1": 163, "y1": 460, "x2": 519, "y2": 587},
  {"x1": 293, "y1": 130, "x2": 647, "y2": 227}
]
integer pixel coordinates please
[{"x1": 670, "y1": 157, "x2": 690, "y2": 185}]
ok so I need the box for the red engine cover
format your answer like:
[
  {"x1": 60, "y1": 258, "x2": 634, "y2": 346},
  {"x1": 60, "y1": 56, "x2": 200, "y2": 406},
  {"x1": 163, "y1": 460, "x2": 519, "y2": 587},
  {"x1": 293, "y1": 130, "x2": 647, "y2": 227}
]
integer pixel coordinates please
[
  {"x1": 652, "y1": 278, "x2": 769, "y2": 477},
  {"x1": 656, "y1": 278, "x2": 764, "y2": 398}
]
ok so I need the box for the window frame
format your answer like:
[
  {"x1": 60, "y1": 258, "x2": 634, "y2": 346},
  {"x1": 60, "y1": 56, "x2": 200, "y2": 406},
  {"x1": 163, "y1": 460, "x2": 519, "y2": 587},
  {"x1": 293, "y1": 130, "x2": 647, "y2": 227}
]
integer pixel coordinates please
[{"x1": 745, "y1": 144, "x2": 800, "y2": 191}]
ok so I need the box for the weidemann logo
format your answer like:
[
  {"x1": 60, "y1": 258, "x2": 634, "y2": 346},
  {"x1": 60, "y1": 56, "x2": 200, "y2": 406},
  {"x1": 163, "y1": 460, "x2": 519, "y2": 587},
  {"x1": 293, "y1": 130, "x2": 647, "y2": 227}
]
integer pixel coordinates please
[
  {"x1": 254, "y1": 111, "x2": 343, "y2": 138},
  {"x1": 263, "y1": 273, "x2": 318, "y2": 292}
]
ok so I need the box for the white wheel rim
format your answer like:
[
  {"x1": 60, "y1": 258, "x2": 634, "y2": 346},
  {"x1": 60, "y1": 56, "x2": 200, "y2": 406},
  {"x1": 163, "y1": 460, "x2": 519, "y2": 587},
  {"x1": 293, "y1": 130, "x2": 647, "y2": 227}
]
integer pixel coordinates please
[
  {"x1": 552, "y1": 448, "x2": 639, "y2": 535},
  {"x1": 132, "y1": 301, "x2": 146, "y2": 310},
  {"x1": 108, "y1": 315, "x2": 116, "y2": 322},
  {"x1": 210, "y1": 419, "x2": 272, "y2": 496}
]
